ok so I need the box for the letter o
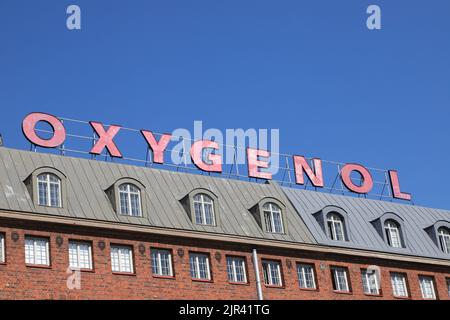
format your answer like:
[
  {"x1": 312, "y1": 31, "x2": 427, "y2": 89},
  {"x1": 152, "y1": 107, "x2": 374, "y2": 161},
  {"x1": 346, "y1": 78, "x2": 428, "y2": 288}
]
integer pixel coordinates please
[
  {"x1": 340, "y1": 163, "x2": 373, "y2": 194},
  {"x1": 22, "y1": 112, "x2": 66, "y2": 148}
]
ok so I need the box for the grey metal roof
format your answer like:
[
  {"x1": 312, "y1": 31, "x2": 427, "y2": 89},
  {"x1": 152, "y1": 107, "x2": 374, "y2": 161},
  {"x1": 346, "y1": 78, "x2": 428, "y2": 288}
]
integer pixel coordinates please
[
  {"x1": 282, "y1": 187, "x2": 450, "y2": 261},
  {"x1": 0, "y1": 147, "x2": 315, "y2": 244}
]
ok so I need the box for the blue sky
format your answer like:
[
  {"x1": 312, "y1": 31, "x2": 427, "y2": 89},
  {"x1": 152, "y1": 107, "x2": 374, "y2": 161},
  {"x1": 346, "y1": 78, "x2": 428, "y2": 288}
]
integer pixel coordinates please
[{"x1": 0, "y1": 1, "x2": 449, "y2": 209}]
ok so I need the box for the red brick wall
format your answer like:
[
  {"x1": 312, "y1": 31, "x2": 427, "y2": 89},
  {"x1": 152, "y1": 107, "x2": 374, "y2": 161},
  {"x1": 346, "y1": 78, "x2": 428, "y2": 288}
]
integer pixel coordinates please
[{"x1": 0, "y1": 219, "x2": 449, "y2": 300}]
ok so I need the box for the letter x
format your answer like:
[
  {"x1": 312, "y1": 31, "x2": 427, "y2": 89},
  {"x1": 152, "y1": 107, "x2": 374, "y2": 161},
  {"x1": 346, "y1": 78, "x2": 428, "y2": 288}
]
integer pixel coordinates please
[{"x1": 89, "y1": 121, "x2": 122, "y2": 158}]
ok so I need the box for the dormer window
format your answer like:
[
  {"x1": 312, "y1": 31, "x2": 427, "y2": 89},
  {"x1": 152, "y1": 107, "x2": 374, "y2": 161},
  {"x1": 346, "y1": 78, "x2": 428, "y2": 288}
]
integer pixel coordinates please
[
  {"x1": 193, "y1": 193, "x2": 215, "y2": 226},
  {"x1": 105, "y1": 178, "x2": 146, "y2": 218},
  {"x1": 37, "y1": 173, "x2": 61, "y2": 207},
  {"x1": 384, "y1": 219, "x2": 402, "y2": 248},
  {"x1": 118, "y1": 183, "x2": 142, "y2": 217},
  {"x1": 327, "y1": 213, "x2": 345, "y2": 241},
  {"x1": 438, "y1": 227, "x2": 450, "y2": 253},
  {"x1": 263, "y1": 202, "x2": 284, "y2": 234}
]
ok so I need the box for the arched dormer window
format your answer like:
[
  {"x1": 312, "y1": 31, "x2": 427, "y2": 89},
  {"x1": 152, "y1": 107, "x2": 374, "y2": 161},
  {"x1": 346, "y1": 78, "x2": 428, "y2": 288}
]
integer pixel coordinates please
[
  {"x1": 438, "y1": 227, "x2": 450, "y2": 254},
  {"x1": 263, "y1": 202, "x2": 284, "y2": 234},
  {"x1": 37, "y1": 173, "x2": 62, "y2": 207},
  {"x1": 384, "y1": 219, "x2": 403, "y2": 248},
  {"x1": 118, "y1": 183, "x2": 142, "y2": 217},
  {"x1": 193, "y1": 193, "x2": 215, "y2": 226},
  {"x1": 249, "y1": 198, "x2": 287, "y2": 234},
  {"x1": 313, "y1": 206, "x2": 349, "y2": 242},
  {"x1": 326, "y1": 212, "x2": 346, "y2": 241},
  {"x1": 180, "y1": 188, "x2": 219, "y2": 227},
  {"x1": 24, "y1": 167, "x2": 66, "y2": 209},
  {"x1": 371, "y1": 213, "x2": 406, "y2": 249},
  {"x1": 105, "y1": 178, "x2": 146, "y2": 218}
]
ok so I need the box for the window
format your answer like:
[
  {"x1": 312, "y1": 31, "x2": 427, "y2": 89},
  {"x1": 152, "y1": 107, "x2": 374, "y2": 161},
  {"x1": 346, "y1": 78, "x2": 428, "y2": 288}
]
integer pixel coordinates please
[
  {"x1": 384, "y1": 219, "x2": 402, "y2": 248},
  {"x1": 68, "y1": 241, "x2": 93, "y2": 270},
  {"x1": 262, "y1": 260, "x2": 283, "y2": 286},
  {"x1": 193, "y1": 194, "x2": 215, "y2": 226},
  {"x1": 0, "y1": 233, "x2": 4, "y2": 263},
  {"x1": 331, "y1": 267, "x2": 350, "y2": 292},
  {"x1": 419, "y1": 276, "x2": 436, "y2": 299},
  {"x1": 438, "y1": 227, "x2": 450, "y2": 254},
  {"x1": 263, "y1": 202, "x2": 284, "y2": 234},
  {"x1": 118, "y1": 183, "x2": 142, "y2": 216},
  {"x1": 447, "y1": 278, "x2": 450, "y2": 297},
  {"x1": 391, "y1": 272, "x2": 408, "y2": 298},
  {"x1": 189, "y1": 253, "x2": 211, "y2": 280},
  {"x1": 327, "y1": 213, "x2": 345, "y2": 241},
  {"x1": 25, "y1": 236, "x2": 50, "y2": 266},
  {"x1": 361, "y1": 269, "x2": 380, "y2": 295},
  {"x1": 37, "y1": 173, "x2": 61, "y2": 207},
  {"x1": 151, "y1": 248, "x2": 173, "y2": 277},
  {"x1": 297, "y1": 264, "x2": 316, "y2": 289},
  {"x1": 110, "y1": 245, "x2": 134, "y2": 273},
  {"x1": 226, "y1": 256, "x2": 247, "y2": 283}
]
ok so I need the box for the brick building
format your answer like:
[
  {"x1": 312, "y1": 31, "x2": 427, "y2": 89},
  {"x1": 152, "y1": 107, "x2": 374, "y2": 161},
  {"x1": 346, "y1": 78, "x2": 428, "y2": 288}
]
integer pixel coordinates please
[{"x1": 0, "y1": 147, "x2": 449, "y2": 300}]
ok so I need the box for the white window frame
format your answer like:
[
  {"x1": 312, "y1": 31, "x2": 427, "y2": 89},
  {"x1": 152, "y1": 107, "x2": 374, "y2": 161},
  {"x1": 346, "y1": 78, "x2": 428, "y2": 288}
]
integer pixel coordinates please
[
  {"x1": 151, "y1": 248, "x2": 174, "y2": 277},
  {"x1": 110, "y1": 245, "x2": 134, "y2": 273},
  {"x1": 0, "y1": 233, "x2": 5, "y2": 263},
  {"x1": 25, "y1": 236, "x2": 50, "y2": 266},
  {"x1": 361, "y1": 269, "x2": 380, "y2": 295},
  {"x1": 419, "y1": 276, "x2": 436, "y2": 300},
  {"x1": 189, "y1": 253, "x2": 211, "y2": 280},
  {"x1": 193, "y1": 194, "x2": 215, "y2": 226},
  {"x1": 391, "y1": 272, "x2": 409, "y2": 298},
  {"x1": 37, "y1": 173, "x2": 62, "y2": 207},
  {"x1": 384, "y1": 220, "x2": 402, "y2": 248},
  {"x1": 226, "y1": 256, "x2": 247, "y2": 283},
  {"x1": 263, "y1": 202, "x2": 284, "y2": 234},
  {"x1": 297, "y1": 263, "x2": 316, "y2": 289},
  {"x1": 68, "y1": 240, "x2": 93, "y2": 270},
  {"x1": 438, "y1": 227, "x2": 450, "y2": 254},
  {"x1": 262, "y1": 260, "x2": 283, "y2": 286},
  {"x1": 327, "y1": 213, "x2": 345, "y2": 241},
  {"x1": 118, "y1": 183, "x2": 142, "y2": 217},
  {"x1": 331, "y1": 267, "x2": 350, "y2": 292}
]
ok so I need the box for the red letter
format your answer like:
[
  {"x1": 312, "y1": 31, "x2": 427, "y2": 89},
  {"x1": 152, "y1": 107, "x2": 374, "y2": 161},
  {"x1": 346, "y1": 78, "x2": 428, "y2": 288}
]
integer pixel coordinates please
[
  {"x1": 141, "y1": 130, "x2": 172, "y2": 164},
  {"x1": 89, "y1": 121, "x2": 122, "y2": 158},
  {"x1": 340, "y1": 163, "x2": 373, "y2": 194},
  {"x1": 22, "y1": 112, "x2": 66, "y2": 148},
  {"x1": 190, "y1": 140, "x2": 222, "y2": 172},
  {"x1": 389, "y1": 170, "x2": 411, "y2": 201},
  {"x1": 293, "y1": 156, "x2": 324, "y2": 187},
  {"x1": 247, "y1": 148, "x2": 272, "y2": 180}
]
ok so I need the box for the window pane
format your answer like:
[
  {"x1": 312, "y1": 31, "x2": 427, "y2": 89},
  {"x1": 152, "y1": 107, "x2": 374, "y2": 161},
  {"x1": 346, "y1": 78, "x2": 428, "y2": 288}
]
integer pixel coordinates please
[
  {"x1": 391, "y1": 273, "x2": 408, "y2": 297},
  {"x1": 332, "y1": 267, "x2": 349, "y2": 292},
  {"x1": 119, "y1": 184, "x2": 141, "y2": 216},
  {"x1": 438, "y1": 228, "x2": 450, "y2": 254},
  {"x1": 297, "y1": 264, "x2": 316, "y2": 289},
  {"x1": 262, "y1": 260, "x2": 282, "y2": 286},
  {"x1": 151, "y1": 249, "x2": 173, "y2": 276},
  {"x1": 193, "y1": 194, "x2": 215, "y2": 226},
  {"x1": 69, "y1": 241, "x2": 92, "y2": 269},
  {"x1": 361, "y1": 270, "x2": 379, "y2": 295},
  {"x1": 25, "y1": 237, "x2": 49, "y2": 266},
  {"x1": 189, "y1": 253, "x2": 210, "y2": 280},
  {"x1": 0, "y1": 234, "x2": 4, "y2": 263},
  {"x1": 111, "y1": 245, "x2": 133, "y2": 273},
  {"x1": 226, "y1": 256, "x2": 247, "y2": 283},
  {"x1": 37, "y1": 174, "x2": 61, "y2": 207},
  {"x1": 419, "y1": 276, "x2": 436, "y2": 299},
  {"x1": 263, "y1": 203, "x2": 283, "y2": 234}
]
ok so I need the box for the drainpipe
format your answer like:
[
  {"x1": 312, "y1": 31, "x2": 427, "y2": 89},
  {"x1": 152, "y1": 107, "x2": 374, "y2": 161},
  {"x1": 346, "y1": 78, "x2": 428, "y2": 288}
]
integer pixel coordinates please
[{"x1": 252, "y1": 248, "x2": 263, "y2": 300}]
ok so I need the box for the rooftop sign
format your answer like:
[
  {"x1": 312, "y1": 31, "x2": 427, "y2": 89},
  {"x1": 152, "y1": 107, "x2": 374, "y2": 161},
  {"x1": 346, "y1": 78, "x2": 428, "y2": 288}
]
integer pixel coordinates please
[{"x1": 21, "y1": 112, "x2": 412, "y2": 201}]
